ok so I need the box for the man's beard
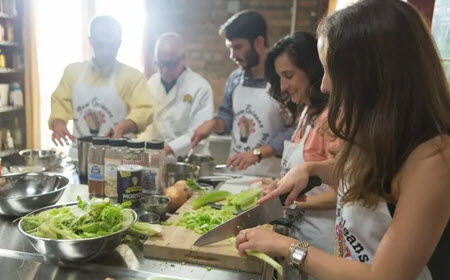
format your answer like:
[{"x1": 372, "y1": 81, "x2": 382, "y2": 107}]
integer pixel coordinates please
[{"x1": 241, "y1": 45, "x2": 259, "y2": 70}]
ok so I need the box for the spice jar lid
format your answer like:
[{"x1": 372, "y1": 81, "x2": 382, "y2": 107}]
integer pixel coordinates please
[
  {"x1": 78, "y1": 136, "x2": 93, "y2": 143},
  {"x1": 127, "y1": 139, "x2": 145, "y2": 149},
  {"x1": 146, "y1": 140, "x2": 164, "y2": 150},
  {"x1": 109, "y1": 138, "x2": 127, "y2": 147},
  {"x1": 92, "y1": 137, "x2": 109, "y2": 145}
]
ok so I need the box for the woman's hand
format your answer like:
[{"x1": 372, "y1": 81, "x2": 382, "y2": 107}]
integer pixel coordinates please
[
  {"x1": 235, "y1": 226, "x2": 295, "y2": 257},
  {"x1": 259, "y1": 178, "x2": 278, "y2": 195},
  {"x1": 258, "y1": 163, "x2": 311, "y2": 206}
]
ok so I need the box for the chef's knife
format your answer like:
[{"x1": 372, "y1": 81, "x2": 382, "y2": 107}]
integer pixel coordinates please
[{"x1": 193, "y1": 176, "x2": 322, "y2": 246}]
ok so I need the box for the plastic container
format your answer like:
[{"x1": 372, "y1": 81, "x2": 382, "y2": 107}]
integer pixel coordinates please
[
  {"x1": 104, "y1": 138, "x2": 127, "y2": 198},
  {"x1": 87, "y1": 137, "x2": 109, "y2": 196},
  {"x1": 122, "y1": 140, "x2": 146, "y2": 166},
  {"x1": 143, "y1": 141, "x2": 165, "y2": 194},
  {"x1": 9, "y1": 82, "x2": 23, "y2": 107}
]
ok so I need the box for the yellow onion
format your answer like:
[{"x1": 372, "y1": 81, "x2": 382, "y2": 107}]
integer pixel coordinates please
[{"x1": 164, "y1": 185, "x2": 188, "y2": 212}]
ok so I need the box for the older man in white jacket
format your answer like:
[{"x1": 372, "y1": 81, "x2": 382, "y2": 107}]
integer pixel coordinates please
[{"x1": 143, "y1": 33, "x2": 214, "y2": 157}]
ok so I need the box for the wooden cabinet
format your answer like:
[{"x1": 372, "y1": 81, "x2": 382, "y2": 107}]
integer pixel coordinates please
[{"x1": 0, "y1": 0, "x2": 25, "y2": 158}]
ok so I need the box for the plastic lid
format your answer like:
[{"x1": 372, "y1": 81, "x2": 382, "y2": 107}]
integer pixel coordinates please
[
  {"x1": 146, "y1": 140, "x2": 164, "y2": 150},
  {"x1": 109, "y1": 138, "x2": 127, "y2": 147},
  {"x1": 127, "y1": 139, "x2": 145, "y2": 149},
  {"x1": 78, "y1": 136, "x2": 93, "y2": 143},
  {"x1": 92, "y1": 137, "x2": 109, "y2": 145}
]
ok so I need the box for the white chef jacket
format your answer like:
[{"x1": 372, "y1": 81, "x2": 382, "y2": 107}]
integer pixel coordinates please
[{"x1": 144, "y1": 68, "x2": 214, "y2": 157}]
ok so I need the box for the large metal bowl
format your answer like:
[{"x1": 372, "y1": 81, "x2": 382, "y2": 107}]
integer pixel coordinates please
[
  {"x1": 19, "y1": 149, "x2": 60, "y2": 170},
  {"x1": 0, "y1": 172, "x2": 69, "y2": 216},
  {"x1": 18, "y1": 202, "x2": 138, "y2": 263}
]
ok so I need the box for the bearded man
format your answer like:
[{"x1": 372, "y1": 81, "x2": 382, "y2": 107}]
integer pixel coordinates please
[{"x1": 192, "y1": 10, "x2": 293, "y2": 177}]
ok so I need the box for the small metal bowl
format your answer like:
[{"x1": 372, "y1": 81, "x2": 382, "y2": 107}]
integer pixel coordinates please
[
  {"x1": 140, "y1": 195, "x2": 170, "y2": 217},
  {"x1": 19, "y1": 149, "x2": 60, "y2": 170},
  {"x1": 138, "y1": 212, "x2": 160, "y2": 224},
  {"x1": 0, "y1": 172, "x2": 69, "y2": 216},
  {"x1": 18, "y1": 202, "x2": 137, "y2": 263}
]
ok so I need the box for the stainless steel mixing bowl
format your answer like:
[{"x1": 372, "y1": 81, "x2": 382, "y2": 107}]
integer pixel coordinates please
[
  {"x1": 18, "y1": 202, "x2": 138, "y2": 263},
  {"x1": 0, "y1": 172, "x2": 69, "y2": 216},
  {"x1": 19, "y1": 149, "x2": 60, "y2": 170}
]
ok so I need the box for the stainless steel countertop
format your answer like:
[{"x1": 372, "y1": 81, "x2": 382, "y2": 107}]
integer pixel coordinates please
[{"x1": 0, "y1": 163, "x2": 260, "y2": 280}]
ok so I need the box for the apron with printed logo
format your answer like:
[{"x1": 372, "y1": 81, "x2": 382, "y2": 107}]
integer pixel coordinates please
[
  {"x1": 230, "y1": 81, "x2": 283, "y2": 178},
  {"x1": 72, "y1": 65, "x2": 128, "y2": 137},
  {"x1": 281, "y1": 114, "x2": 336, "y2": 280}
]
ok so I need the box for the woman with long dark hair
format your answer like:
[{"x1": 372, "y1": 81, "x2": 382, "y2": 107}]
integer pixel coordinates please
[
  {"x1": 236, "y1": 1, "x2": 450, "y2": 279},
  {"x1": 263, "y1": 31, "x2": 339, "y2": 279}
]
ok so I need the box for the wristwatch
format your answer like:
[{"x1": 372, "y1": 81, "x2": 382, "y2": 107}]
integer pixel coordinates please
[
  {"x1": 289, "y1": 241, "x2": 309, "y2": 269},
  {"x1": 252, "y1": 148, "x2": 262, "y2": 162}
]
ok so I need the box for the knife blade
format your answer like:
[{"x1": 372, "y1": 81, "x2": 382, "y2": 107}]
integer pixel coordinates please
[{"x1": 193, "y1": 176, "x2": 322, "y2": 246}]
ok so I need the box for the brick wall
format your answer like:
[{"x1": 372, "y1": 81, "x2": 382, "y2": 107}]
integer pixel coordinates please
[{"x1": 145, "y1": 0, "x2": 328, "y2": 110}]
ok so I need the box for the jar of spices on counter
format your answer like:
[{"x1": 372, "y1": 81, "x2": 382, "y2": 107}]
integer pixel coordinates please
[
  {"x1": 143, "y1": 140, "x2": 166, "y2": 194},
  {"x1": 104, "y1": 138, "x2": 127, "y2": 198},
  {"x1": 87, "y1": 137, "x2": 109, "y2": 196},
  {"x1": 122, "y1": 139, "x2": 146, "y2": 166}
]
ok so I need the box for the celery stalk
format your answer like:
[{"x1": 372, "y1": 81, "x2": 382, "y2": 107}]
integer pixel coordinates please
[
  {"x1": 191, "y1": 191, "x2": 231, "y2": 210},
  {"x1": 246, "y1": 250, "x2": 284, "y2": 277}
]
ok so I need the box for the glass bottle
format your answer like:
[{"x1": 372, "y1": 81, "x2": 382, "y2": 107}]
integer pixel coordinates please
[
  {"x1": 87, "y1": 137, "x2": 109, "y2": 196},
  {"x1": 143, "y1": 140, "x2": 165, "y2": 194},
  {"x1": 104, "y1": 138, "x2": 127, "y2": 198}
]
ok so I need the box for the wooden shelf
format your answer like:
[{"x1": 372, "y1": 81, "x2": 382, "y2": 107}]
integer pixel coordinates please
[
  {"x1": 0, "y1": 68, "x2": 23, "y2": 74},
  {"x1": 0, "y1": 105, "x2": 23, "y2": 113},
  {"x1": 0, "y1": 148, "x2": 19, "y2": 157},
  {"x1": 0, "y1": 41, "x2": 19, "y2": 47}
]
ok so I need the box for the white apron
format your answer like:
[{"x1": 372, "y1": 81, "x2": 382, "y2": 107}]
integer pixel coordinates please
[
  {"x1": 72, "y1": 64, "x2": 128, "y2": 137},
  {"x1": 335, "y1": 184, "x2": 432, "y2": 279},
  {"x1": 281, "y1": 116, "x2": 336, "y2": 280},
  {"x1": 230, "y1": 82, "x2": 282, "y2": 178}
]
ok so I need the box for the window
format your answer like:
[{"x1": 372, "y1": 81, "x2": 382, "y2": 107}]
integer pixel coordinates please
[
  {"x1": 432, "y1": 0, "x2": 450, "y2": 81},
  {"x1": 35, "y1": 0, "x2": 145, "y2": 149}
]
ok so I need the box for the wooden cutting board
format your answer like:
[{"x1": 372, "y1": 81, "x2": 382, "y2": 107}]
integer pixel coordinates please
[{"x1": 143, "y1": 195, "x2": 269, "y2": 275}]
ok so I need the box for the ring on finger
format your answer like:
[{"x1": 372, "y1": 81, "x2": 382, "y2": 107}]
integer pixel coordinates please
[{"x1": 243, "y1": 231, "x2": 248, "y2": 241}]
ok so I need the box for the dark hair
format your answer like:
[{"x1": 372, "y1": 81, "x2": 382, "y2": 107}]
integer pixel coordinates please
[
  {"x1": 219, "y1": 10, "x2": 268, "y2": 47},
  {"x1": 317, "y1": 0, "x2": 450, "y2": 206},
  {"x1": 265, "y1": 31, "x2": 326, "y2": 125}
]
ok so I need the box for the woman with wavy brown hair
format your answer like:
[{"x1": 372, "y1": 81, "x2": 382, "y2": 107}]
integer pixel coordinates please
[
  {"x1": 235, "y1": 0, "x2": 450, "y2": 279},
  {"x1": 263, "y1": 31, "x2": 339, "y2": 280}
]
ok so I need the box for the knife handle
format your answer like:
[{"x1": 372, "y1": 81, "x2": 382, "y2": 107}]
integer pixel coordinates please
[{"x1": 279, "y1": 176, "x2": 322, "y2": 206}]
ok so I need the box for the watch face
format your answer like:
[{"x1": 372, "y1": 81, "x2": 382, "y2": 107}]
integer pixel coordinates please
[
  {"x1": 293, "y1": 248, "x2": 306, "y2": 260},
  {"x1": 291, "y1": 246, "x2": 307, "y2": 266}
]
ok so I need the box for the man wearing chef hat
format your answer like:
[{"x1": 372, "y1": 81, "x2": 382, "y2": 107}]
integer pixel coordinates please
[
  {"x1": 49, "y1": 16, "x2": 153, "y2": 145},
  {"x1": 141, "y1": 32, "x2": 214, "y2": 157},
  {"x1": 192, "y1": 10, "x2": 294, "y2": 177}
]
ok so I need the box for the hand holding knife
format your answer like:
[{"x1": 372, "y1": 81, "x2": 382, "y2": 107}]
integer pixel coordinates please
[{"x1": 193, "y1": 176, "x2": 322, "y2": 246}]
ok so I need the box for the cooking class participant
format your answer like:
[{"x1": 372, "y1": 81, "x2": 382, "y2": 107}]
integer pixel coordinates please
[
  {"x1": 236, "y1": 1, "x2": 450, "y2": 279},
  {"x1": 140, "y1": 32, "x2": 214, "y2": 157},
  {"x1": 261, "y1": 31, "x2": 339, "y2": 280},
  {"x1": 49, "y1": 16, "x2": 153, "y2": 145},
  {"x1": 191, "y1": 10, "x2": 294, "y2": 178}
]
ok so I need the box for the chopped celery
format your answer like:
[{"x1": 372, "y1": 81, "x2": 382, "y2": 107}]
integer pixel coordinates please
[
  {"x1": 129, "y1": 222, "x2": 162, "y2": 236},
  {"x1": 176, "y1": 206, "x2": 235, "y2": 234},
  {"x1": 228, "y1": 188, "x2": 262, "y2": 210},
  {"x1": 191, "y1": 191, "x2": 231, "y2": 210},
  {"x1": 20, "y1": 197, "x2": 134, "y2": 240},
  {"x1": 186, "y1": 178, "x2": 205, "y2": 193}
]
